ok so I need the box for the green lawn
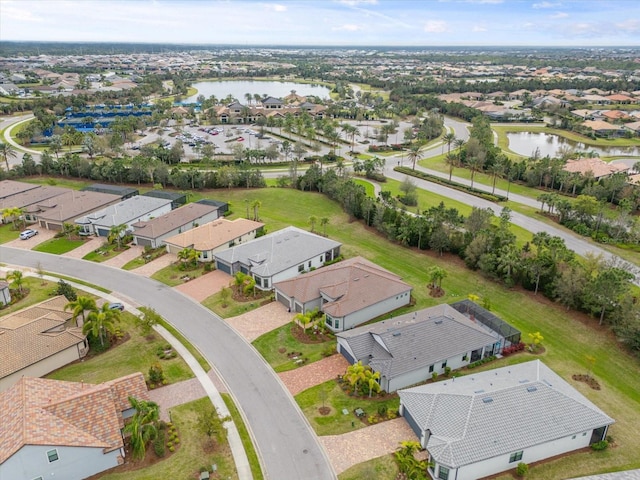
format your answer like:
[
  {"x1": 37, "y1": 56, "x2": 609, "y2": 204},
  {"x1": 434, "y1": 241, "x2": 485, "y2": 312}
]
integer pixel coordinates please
[
  {"x1": 47, "y1": 312, "x2": 194, "y2": 385},
  {"x1": 83, "y1": 243, "x2": 127, "y2": 262},
  {"x1": 201, "y1": 289, "x2": 265, "y2": 319},
  {"x1": 338, "y1": 455, "x2": 398, "y2": 480},
  {"x1": 99, "y1": 397, "x2": 238, "y2": 480},
  {"x1": 151, "y1": 262, "x2": 209, "y2": 287},
  {"x1": 0, "y1": 223, "x2": 20, "y2": 244},
  {"x1": 33, "y1": 237, "x2": 85, "y2": 254},
  {"x1": 252, "y1": 324, "x2": 335, "y2": 373},
  {"x1": 295, "y1": 381, "x2": 400, "y2": 436},
  {"x1": 0, "y1": 277, "x2": 58, "y2": 315},
  {"x1": 221, "y1": 393, "x2": 264, "y2": 480}
]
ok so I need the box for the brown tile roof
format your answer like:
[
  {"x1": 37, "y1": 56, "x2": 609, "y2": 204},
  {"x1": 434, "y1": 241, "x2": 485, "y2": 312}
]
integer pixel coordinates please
[
  {"x1": 0, "y1": 373, "x2": 147, "y2": 464},
  {"x1": 0, "y1": 296, "x2": 86, "y2": 379},
  {"x1": 606, "y1": 94, "x2": 634, "y2": 102},
  {"x1": 563, "y1": 158, "x2": 628, "y2": 179},
  {"x1": 601, "y1": 110, "x2": 630, "y2": 120},
  {"x1": 581, "y1": 120, "x2": 622, "y2": 131},
  {"x1": 274, "y1": 256, "x2": 412, "y2": 317},
  {"x1": 132, "y1": 202, "x2": 219, "y2": 239},
  {"x1": 164, "y1": 217, "x2": 264, "y2": 251},
  {"x1": 0, "y1": 185, "x2": 70, "y2": 211},
  {"x1": 0, "y1": 180, "x2": 41, "y2": 200},
  {"x1": 35, "y1": 190, "x2": 121, "y2": 223}
]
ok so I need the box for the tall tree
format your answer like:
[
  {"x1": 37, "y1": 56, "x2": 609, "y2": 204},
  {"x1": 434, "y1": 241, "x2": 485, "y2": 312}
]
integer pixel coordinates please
[
  {"x1": 83, "y1": 302, "x2": 121, "y2": 347},
  {"x1": 65, "y1": 296, "x2": 97, "y2": 327},
  {"x1": 124, "y1": 397, "x2": 160, "y2": 461},
  {"x1": 0, "y1": 142, "x2": 17, "y2": 171}
]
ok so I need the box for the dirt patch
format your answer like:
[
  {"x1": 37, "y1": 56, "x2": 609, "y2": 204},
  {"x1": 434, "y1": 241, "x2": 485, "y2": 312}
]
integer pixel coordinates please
[
  {"x1": 572, "y1": 374, "x2": 601, "y2": 390},
  {"x1": 318, "y1": 406, "x2": 331, "y2": 415},
  {"x1": 290, "y1": 323, "x2": 334, "y2": 344},
  {"x1": 427, "y1": 284, "x2": 445, "y2": 297}
]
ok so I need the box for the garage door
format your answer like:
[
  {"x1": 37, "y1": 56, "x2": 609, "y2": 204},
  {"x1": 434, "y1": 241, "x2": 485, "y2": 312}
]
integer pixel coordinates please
[
  {"x1": 136, "y1": 237, "x2": 153, "y2": 247},
  {"x1": 276, "y1": 291, "x2": 290, "y2": 308},
  {"x1": 216, "y1": 261, "x2": 231, "y2": 275},
  {"x1": 338, "y1": 344, "x2": 355, "y2": 365}
]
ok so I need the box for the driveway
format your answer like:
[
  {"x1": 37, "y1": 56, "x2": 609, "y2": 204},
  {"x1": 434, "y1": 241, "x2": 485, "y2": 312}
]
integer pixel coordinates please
[
  {"x1": 225, "y1": 301, "x2": 293, "y2": 342},
  {"x1": 2, "y1": 247, "x2": 337, "y2": 480},
  {"x1": 320, "y1": 418, "x2": 417, "y2": 475},
  {"x1": 5, "y1": 228, "x2": 56, "y2": 249},
  {"x1": 278, "y1": 354, "x2": 349, "y2": 396},
  {"x1": 174, "y1": 269, "x2": 232, "y2": 302},
  {"x1": 62, "y1": 236, "x2": 104, "y2": 259},
  {"x1": 130, "y1": 252, "x2": 176, "y2": 276},
  {"x1": 102, "y1": 244, "x2": 144, "y2": 268}
]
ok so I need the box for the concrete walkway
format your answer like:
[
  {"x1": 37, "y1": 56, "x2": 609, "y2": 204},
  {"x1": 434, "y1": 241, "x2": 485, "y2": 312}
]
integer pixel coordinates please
[
  {"x1": 320, "y1": 418, "x2": 417, "y2": 475},
  {"x1": 2, "y1": 266, "x2": 254, "y2": 480}
]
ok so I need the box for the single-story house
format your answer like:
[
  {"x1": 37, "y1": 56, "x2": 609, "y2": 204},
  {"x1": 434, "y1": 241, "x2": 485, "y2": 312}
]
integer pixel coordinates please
[
  {"x1": 0, "y1": 180, "x2": 40, "y2": 200},
  {"x1": 0, "y1": 373, "x2": 149, "y2": 480},
  {"x1": 0, "y1": 296, "x2": 88, "y2": 392},
  {"x1": 0, "y1": 185, "x2": 70, "y2": 224},
  {"x1": 214, "y1": 226, "x2": 342, "y2": 290},
  {"x1": 80, "y1": 183, "x2": 138, "y2": 200},
  {"x1": 398, "y1": 360, "x2": 614, "y2": 480},
  {"x1": 131, "y1": 202, "x2": 221, "y2": 248},
  {"x1": 0, "y1": 280, "x2": 11, "y2": 306},
  {"x1": 563, "y1": 157, "x2": 629, "y2": 180},
  {"x1": 165, "y1": 217, "x2": 264, "y2": 262},
  {"x1": 194, "y1": 198, "x2": 229, "y2": 216},
  {"x1": 142, "y1": 190, "x2": 188, "y2": 209},
  {"x1": 75, "y1": 195, "x2": 172, "y2": 237},
  {"x1": 581, "y1": 120, "x2": 626, "y2": 137},
  {"x1": 274, "y1": 256, "x2": 412, "y2": 331},
  {"x1": 33, "y1": 190, "x2": 122, "y2": 231},
  {"x1": 336, "y1": 302, "x2": 518, "y2": 392}
]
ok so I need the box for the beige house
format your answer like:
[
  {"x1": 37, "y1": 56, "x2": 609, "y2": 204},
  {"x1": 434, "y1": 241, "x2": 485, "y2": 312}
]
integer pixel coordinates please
[
  {"x1": 0, "y1": 180, "x2": 41, "y2": 200},
  {"x1": 164, "y1": 217, "x2": 264, "y2": 262},
  {"x1": 563, "y1": 157, "x2": 628, "y2": 180},
  {"x1": 0, "y1": 296, "x2": 88, "y2": 392},
  {"x1": 31, "y1": 190, "x2": 122, "y2": 231},
  {"x1": 0, "y1": 373, "x2": 148, "y2": 480},
  {"x1": 0, "y1": 185, "x2": 70, "y2": 224}
]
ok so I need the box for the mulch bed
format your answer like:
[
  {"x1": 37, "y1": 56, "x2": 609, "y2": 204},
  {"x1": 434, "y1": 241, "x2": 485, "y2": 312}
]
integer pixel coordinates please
[
  {"x1": 572, "y1": 374, "x2": 601, "y2": 390},
  {"x1": 230, "y1": 284, "x2": 272, "y2": 303},
  {"x1": 290, "y1": 323, "x2": 334, "y2": 344}
]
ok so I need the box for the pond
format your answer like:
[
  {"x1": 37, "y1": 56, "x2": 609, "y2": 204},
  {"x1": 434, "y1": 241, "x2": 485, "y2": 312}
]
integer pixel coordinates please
[
  {"x1": 184, "y1": 80, "x2": 332, "y2": 103},
  {"x1": 506, "y1": 132, "x2": 640, "y2": 158}
]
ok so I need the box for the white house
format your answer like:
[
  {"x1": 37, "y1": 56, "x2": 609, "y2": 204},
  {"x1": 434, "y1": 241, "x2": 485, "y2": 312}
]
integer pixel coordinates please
[
  {"x1": 336, "y1": 303, "x2": 517, "y2": 392},
  {"x1": 75, "y1": 195, "x2": 172, "y2": 237},
  {"x1": 0, "y1": 280, "x2": 11, "y2": 306},
  {"x1": 131, "y1": 202, "x2": 221, "y2": 248},
  {"x1": 214, "y1": 226, "x2": 341, "y2": 290},
  {"x1": 398, "y1": 360, "x2": 614, "y2": 480},
  {"x1": 274, "y1": 256, "x2": 412, "y2": 331},
  {"x1": 0, "y1": 373, "x2": 149, "y2": 480}
]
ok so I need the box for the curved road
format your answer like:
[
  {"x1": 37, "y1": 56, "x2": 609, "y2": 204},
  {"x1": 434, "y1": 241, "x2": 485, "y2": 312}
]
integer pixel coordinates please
[{"x1": 0, "y1": 247, "x2": 336, "y2": 480}]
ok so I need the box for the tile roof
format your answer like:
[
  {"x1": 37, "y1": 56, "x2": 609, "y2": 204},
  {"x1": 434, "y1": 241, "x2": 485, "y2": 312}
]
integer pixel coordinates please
[
  {"x1": 0, "y1": 185, "x2": 70, "y2": 211},
  {"x1": 0, "y1": 180, "x2": 40, "y2": 200},
  {"x1": 164, "y1": 217, "x2": 264, "y2": 251},
  {"x1": 0, "y1": 296, "x2": 86, "y2": 379},
  {"x1": 0, "y1": 373, "x2": 148, "y2": 464},
  {"x1": 337, "y1": 304, "x2": 498, "y2": 380},
  {"x1": 582, "y1": 119, "x2": 623, "y2": 131},
  {"x1": 563, "y1": 158, "x2": 628, "y2": 179},
  {"x1": 399, "y1": 360, "x2": 614, "y2": 468},
  {"x1": 132, "y1": 202, "x2": 219, "y2": 239},
  {"x1": 34, "y1": 190, "x2": 122, "y2": 223},
  {"x1": 274, "y1": 256, "x2": 411, "y2": 317},
  {"x1": 214, "y1": 226, "x2": 341, "y2": 277},
  {"x1": 75, "y1": 195, "x2": 172, "y2": 228}
]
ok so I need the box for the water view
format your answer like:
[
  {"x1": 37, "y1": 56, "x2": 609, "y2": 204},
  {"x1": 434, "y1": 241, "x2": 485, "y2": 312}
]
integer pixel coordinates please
[
  {"x1": 184, "y1": 80, "x2": 332, "y2": 103},
  {"x1": 506, "y1": 132, "x2": 640, "y2": 158}
]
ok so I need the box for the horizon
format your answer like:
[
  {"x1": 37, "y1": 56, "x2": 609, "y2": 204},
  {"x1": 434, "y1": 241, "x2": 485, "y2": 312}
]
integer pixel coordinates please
[{"x1": 2, "y1": 0, "x2": 639, "y2": 47}]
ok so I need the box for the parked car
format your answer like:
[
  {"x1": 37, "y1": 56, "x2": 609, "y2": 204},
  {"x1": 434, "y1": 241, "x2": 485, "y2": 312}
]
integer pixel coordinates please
[
  {"x1": 19, "y1": 229, "x2": 38, "y2": 240},
  {"x1": 108, "y1": 302, "x2": 125, "y2": 311},
  {"x1": 237, "y1": 137, "x2": 245, "y2": 142}
]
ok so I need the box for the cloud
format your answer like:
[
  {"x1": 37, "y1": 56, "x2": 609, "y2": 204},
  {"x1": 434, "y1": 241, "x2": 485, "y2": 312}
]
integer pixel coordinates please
[
  {"x1": 615, "y1": 19, "x2": 640, "y2": 33},
  {"x1": 533, "y1": 1, "x2": 561, "y2": 8},
  {"x1": 472, "y1": 25, "x2": 487, "y2": 32},
  {"x1": 549, "y1": 11, "x2": 568, "y2": 19},
  {"x1": 264, "y1": 3, "x2": 287, "y2": 12},
  {"x1": 424, "y1": 20, "x2": 447, "y2": 33},
  {"x1": 336, "y1": 0, "x2": 378, "y2": 5},
  {"x1": 1, "y1": 3, "x2": 44, "y2": 22},
  {"x1": 332, "y1": 24, "x2": 363, "y2": 31}
]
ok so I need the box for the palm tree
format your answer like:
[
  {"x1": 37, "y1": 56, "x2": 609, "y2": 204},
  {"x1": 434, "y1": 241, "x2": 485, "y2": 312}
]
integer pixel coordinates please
[
  {"x1": 108, "y1": 223, "x2": 127, "y2": 249},
  {"x1": 177, "y1": 247, "x2": 198, "y2": 268},
  {"x1": 442, "y1": 132, "x2": 456, "y2": 155},
  {"x1": 1, "y1": 206, "x2": 26, "y2": 230},
  {"x1": 124, "y1": 396, "x2": 160, "y2": 460},
  {"x1": 83, "y1": 302, "x2": 121, "y2": 347},
  {"x1": 0, "y1": 142, "x2": 17, "y2": 171},
  {"x1": 65, "y1": 296, "x2": 97, "y2": 327},
  {"x1": 407, "y1": 143, "x2": 423, "y2": 170},
  {"x1": 444, "y1": 153, "x2": 458, "y2": 181},
  {"x1": 320, "y1": 217, "x2": 329, "y2": 236},
  {"x1": 308, "y1": 215, "x2": 318, "y2": 233},
  {"x1": 7, "y1": 270, "x2": 24, "y2": 295},
  {"x1": 428, "y1": 266, "x2": 448, "y2": 289},
  {"x1": 467, "y1": 152, "x2": 486, "y2": 189},
  {"x1": 250, "y1": 199, "x2": 262, "y2": 221}
]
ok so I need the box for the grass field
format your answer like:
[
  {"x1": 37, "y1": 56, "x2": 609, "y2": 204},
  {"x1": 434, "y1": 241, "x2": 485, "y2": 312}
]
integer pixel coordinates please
[
  {"x1": 0, "y1": 223, "x2": 20, "y2": 244},
  {"x1": 151, "y1": 262, "x2": 208, "y2": 287},
  {"x1": 33, "y1": 237, "x2": 85, "y2": 254},
  {"x1": 201, "y1": 289, "x2": 264, "y2": 318},
  {"x1": 0, "y1": 277, "x2": 58, "y2": 314}
]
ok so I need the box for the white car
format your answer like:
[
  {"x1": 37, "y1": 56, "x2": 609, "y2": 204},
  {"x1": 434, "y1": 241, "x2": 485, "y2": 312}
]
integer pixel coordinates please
[{"x1": 19, "y1": 229, "x2": 38, "y2": 240}]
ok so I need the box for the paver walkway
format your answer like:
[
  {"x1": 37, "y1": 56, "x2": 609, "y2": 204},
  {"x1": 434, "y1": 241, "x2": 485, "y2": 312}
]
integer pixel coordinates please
[
  {"x1": 174, "y1": 269, "x2": 232, "y2": 302},
  {"x1": 62, "y1": 237, "x2": 104, "y2": 259},
  {"x1": 225, "y1": 301, "x2": 293, "y2": 342},
  {"x1": 320, "y1": 418, "x2": 417, "y2": 475},
  {"x1": 130, "y1": 252, "x2": 176, "y2": 276},
  {"x1": 278, "y1": 354, "x2": 349, "y2": 396},
  {"x1": 102, "y1": 244, "x2": 143, "y2": 268}
]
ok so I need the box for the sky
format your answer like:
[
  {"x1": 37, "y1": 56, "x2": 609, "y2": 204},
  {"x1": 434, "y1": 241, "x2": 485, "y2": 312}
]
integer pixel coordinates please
[{"x1": 1, "y1": 0, "x2": 639, "y2": 47}]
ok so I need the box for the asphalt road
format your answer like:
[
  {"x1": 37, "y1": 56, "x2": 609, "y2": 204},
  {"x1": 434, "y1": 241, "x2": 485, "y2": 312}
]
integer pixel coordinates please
[{"x1": 0, "y1": 246, "x2": 336, "y2": 480}]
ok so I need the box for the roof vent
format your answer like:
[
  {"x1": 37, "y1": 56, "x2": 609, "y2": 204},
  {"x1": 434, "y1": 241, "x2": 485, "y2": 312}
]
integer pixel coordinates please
[
  {"x1": 354, "y1": 278, "x2": 359, "y2": 281},
  {"x1": 392, "y1": 332, "x2": 401, "y2": 337},
  {"x1": 434, "y1": 320, "x2": 443, "y2": 325},
  {"x1": 474, "y1": 389, "x2": 485, "y2": 394},
  {"x1": 519, "y1": 379, "x2": 529, "y2": 384},
  {"x1": 482, "y1": 397, "x2": 493, "y2": 404},
  {"x1": 527, "y1": 386, "x2": 538, "y2": 393}
]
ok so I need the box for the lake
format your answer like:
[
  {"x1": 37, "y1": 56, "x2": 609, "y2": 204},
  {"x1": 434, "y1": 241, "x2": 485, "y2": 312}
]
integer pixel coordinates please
[
  {"x1": 184, "y1": 80, "x2": 332, "y2": 103},
  {"x1": 506, "y1": 132, "x2": 640, "y2": 158}
]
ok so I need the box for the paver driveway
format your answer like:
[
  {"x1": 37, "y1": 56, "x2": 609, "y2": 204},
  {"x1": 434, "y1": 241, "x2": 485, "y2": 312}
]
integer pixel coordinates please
[
  {"x1": 102, "y1": 244, "x2": 144, "y2": 268},
  {"x1": 5, "y1": 228, "x2": 56, "y2": 249},
  {"x1": 278, "y1": 354, "x2": 349, "y2": 396},
  {"x1": 225, "y1": 301, "x2": 293, "y2": 342},
  {"x1": 174, "y1": 269, "x2": 232, "y2": 302},
  {"x1": 62, "y1": 236, "x2": 104, "y2": 259},
  {"x1": 131, "y1": 252, "x2": 176, "y2": 276}
]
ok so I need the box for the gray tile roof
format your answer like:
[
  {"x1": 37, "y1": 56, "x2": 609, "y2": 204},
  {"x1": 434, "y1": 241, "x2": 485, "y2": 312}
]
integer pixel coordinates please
[
  {"x1": 337, "y1": 304, "x2": 499, "y2": 379},
  {"x1": 214, "y1": 226, "x2": 341, "y2": 277},
  {"x1": 399, "y1": 360, "x2": 614, "y2": 468},
  {"x1": 0, "y1": 185, "x2": 69, "y2": 211},
  {"x1": 0, "y1": 180, "x2": 40, "y2": 200},
  {"x1": 76, "y1": 195, "x2": 172, "y2": 228},
  {"x1": 132, "y1": 202, "x2": 219, "y2": 239}
]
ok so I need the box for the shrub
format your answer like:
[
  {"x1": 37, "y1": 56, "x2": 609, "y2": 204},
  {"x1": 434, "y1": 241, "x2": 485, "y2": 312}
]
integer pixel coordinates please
[
  {"x1": 148, "y1": 362, "x2": 165, "y2": 384},
  {"x1": 502, "y1": 342, "x2": 525, "y2": 356},
  {"x1": 444, "y1": 366, "x2": 452, "y2": 377},
  {"x1": 55, "y1": 279, "x2": 77, "y2": 301},
  {"x1": 467, "y1": 355, "x2": 497, "y2": 369},
  {"x1": 153, "y1": 431, "x2": 166, "y2": 457},
  {"x1": 168, "y1": 446, "x2": 175, "y2": 452},
  {"x1": 431, "y1": 372, "x2": 438, "y2": 381},
  {"x1": 516, "y1": 462, "x2": 529, "y2": 477},
  {"x1": 591, "y1": 440, "x2": 609, "y2": 451},
  {"x1": 378, "y1": 405, "x2": 388, "y2": 417}
]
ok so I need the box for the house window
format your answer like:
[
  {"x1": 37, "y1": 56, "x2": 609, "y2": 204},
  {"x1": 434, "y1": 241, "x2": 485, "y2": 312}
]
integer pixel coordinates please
[
  {"x1": 509, "y1": 451, "x2": 523, "y2": 463},
  {"x1": 308, "y1": 261, "x2": 311, "y2": 268},
  {"x1": 438, "y1": 466, "x2": 450, "y2": 480},
  {"x1": 334, "y1": 319, "x2": 340, "y2": 329},
  {"x1": 298, "y1": 264, "x2": 305, "y2": 272},
  {"x1": 462, "y1": 354, "x2": 468, "y2": 361},
  {"x1": 429, "y1": 365, "x2": 434, "y2": 373},
  {"x1": 326, "y1": 317, "x2": 333, "y2": 327},
  {"x1": 572, "y1": 435, "x2": 576, "y2": 439},
  {"x1": 47, "y1": 449, "x2": 59, "y2": 463},
  {"x1": 582, "y1": 432, "x2": 587, "y2": 436},
  {"x1": 264, "y1": 278, "x2": 269, "y2": 288},
  {"x1": 203, "y1": 251, "x2": 208, "y2": 259},
  {"x1": 441, "y1": 361, "x2": 447, "y2": 369}
]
